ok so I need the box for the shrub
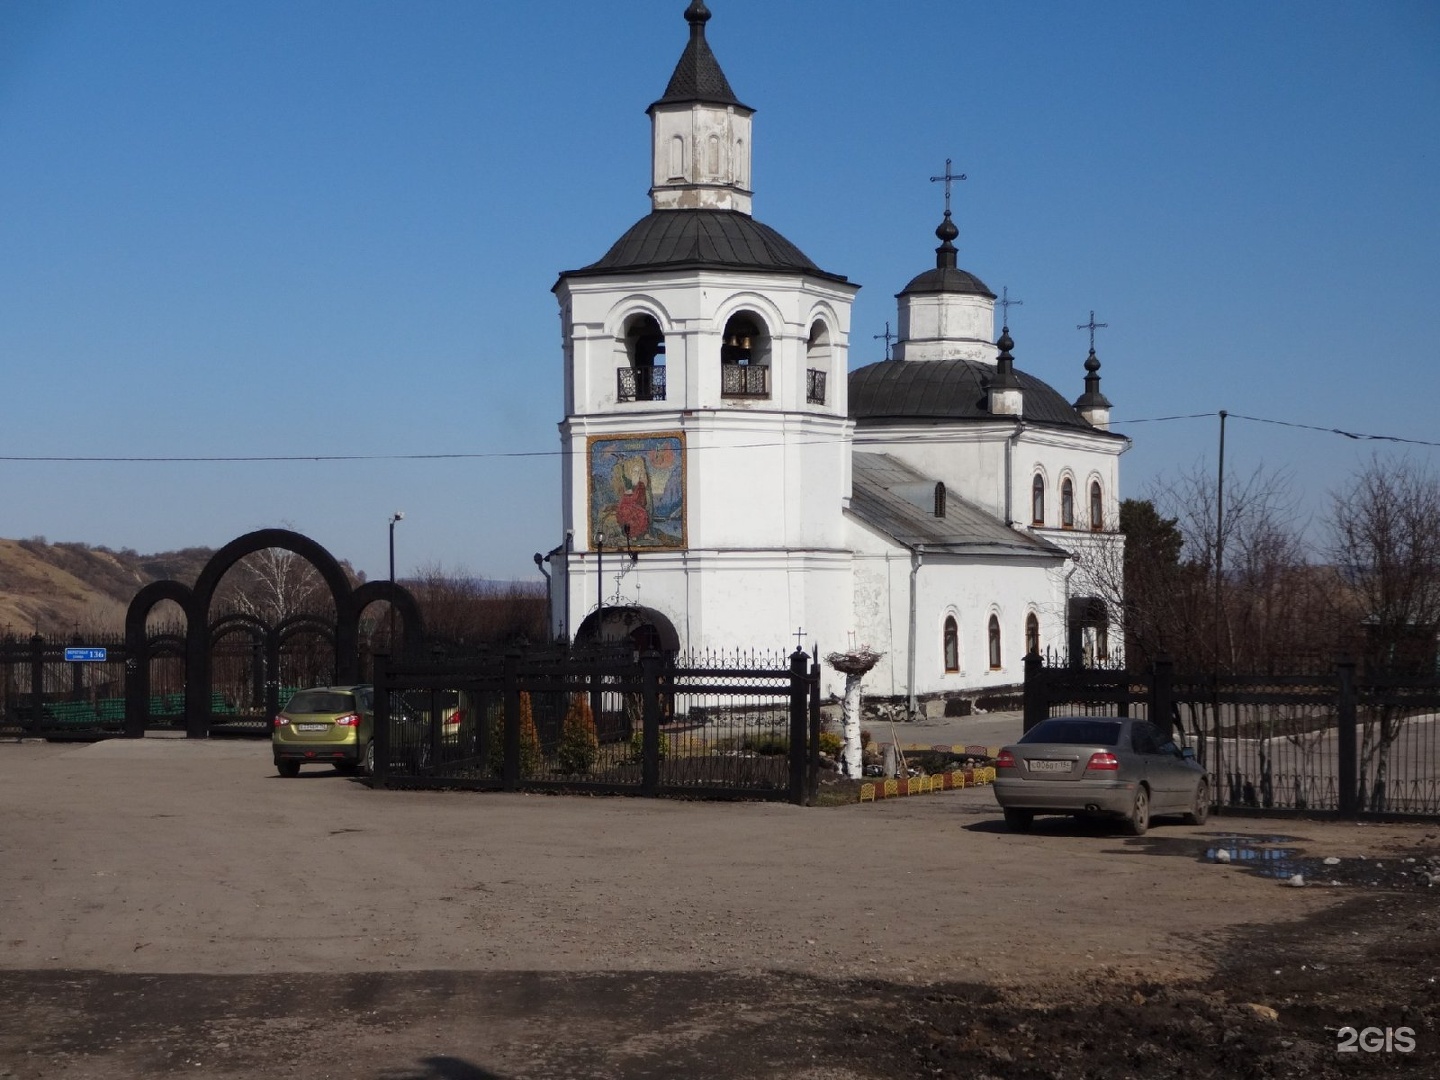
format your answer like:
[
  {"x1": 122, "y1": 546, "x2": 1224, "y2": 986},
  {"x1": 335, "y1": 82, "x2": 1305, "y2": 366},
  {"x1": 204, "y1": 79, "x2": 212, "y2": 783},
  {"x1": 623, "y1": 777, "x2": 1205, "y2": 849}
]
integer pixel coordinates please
[
  {"x1": 818, "y1": 731, "x2": 843, "y2": 757},
  {"x1": 627, "y1": 728, "x2": 671, "y2": 761},
  {"x1": 557, "y1": 694, "x2": 600, "y2": 775},
  {"x1": 518, "y1": 692, "x2": 542, "y2": 777},
  {"x1": 745, "y1": 732, "x2": 789, "y2": 756},
  {"x1": 486, "y1": 693, "x2": 542, "y2": 777}
]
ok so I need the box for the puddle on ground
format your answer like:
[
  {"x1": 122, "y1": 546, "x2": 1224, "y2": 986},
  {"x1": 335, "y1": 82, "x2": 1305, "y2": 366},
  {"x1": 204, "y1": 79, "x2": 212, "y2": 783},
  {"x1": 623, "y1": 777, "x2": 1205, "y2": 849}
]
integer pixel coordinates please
[
  {"x1": 1203, "y1": 834, "x2": 1301, "y2": 879},
  {"x1": 1116, "y1": 832, "x2": 1440, "y2": 890}
]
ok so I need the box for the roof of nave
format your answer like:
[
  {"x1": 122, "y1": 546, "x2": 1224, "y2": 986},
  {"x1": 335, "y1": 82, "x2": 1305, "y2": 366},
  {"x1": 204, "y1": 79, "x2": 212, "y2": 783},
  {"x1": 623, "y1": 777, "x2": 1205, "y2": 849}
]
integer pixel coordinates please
[{"x1": 849, "y1": 453, "x2": 1066, "y2": 558}]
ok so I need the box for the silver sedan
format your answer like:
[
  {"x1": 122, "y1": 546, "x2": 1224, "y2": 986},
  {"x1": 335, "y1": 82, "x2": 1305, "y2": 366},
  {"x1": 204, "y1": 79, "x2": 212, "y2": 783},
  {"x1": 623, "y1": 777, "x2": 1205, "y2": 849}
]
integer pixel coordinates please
[{"x1": 992, "y1": 716, "x2": 1210, "y2": 834}]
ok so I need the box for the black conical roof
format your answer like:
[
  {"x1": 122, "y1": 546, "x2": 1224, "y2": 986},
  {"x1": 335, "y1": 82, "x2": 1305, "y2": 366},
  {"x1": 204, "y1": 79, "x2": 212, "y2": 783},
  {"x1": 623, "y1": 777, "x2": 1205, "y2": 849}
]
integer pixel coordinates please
[{"x1": 650, "y1": 1, "x2": 749, "y2": 110}]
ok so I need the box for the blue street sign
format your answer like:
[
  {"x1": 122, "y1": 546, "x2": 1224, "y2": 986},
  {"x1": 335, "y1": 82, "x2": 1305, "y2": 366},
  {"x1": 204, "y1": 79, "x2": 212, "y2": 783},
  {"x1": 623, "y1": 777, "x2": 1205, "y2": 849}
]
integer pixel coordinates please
[{"x1": 64, "y1": 647, "x2": 108, "y2": 662}]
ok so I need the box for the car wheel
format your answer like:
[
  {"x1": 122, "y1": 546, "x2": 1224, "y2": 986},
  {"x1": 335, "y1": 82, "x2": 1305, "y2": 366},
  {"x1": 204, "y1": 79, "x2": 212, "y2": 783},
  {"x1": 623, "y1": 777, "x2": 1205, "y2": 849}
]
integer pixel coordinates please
[
  {"x1": 276, "y1": 760, "x2": 300, "y2": 778},
  {"x1": 1183, "y1": 779, "x2": 1210, "y2": 825},
  {"x1": 1003, "y1": 808, "x2": 1034, "y2": 833},
  {"x1": 362, "y1": 741, "x2": 377, "y2": 777},
  {"x1": 1125, "y1": 785, "x2": 1150, "y2": 836}
]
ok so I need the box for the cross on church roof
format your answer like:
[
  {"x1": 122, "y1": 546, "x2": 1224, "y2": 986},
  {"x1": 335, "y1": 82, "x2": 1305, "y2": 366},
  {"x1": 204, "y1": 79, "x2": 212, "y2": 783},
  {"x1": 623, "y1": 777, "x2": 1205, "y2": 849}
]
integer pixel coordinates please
[
  {"x1": 999, "y1": 286, "x2": 1024, "y2": 329},
  {"x1": 1077, "y1": 310, "x2": 1109, "y2": 352},
  {"x1": 928, "y1": 158, "x2": 967, "y2": 218},
  {"x1": 873, "y1": 321, "x2": 896, "y2": 361}
]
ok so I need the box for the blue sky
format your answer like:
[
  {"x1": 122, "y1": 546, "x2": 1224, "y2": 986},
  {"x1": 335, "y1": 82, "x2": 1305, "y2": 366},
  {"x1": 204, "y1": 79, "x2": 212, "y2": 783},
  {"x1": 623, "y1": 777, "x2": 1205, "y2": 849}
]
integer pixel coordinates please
[{"x1": 2, "y1": 0, "x2": 1437, "y2": 582}]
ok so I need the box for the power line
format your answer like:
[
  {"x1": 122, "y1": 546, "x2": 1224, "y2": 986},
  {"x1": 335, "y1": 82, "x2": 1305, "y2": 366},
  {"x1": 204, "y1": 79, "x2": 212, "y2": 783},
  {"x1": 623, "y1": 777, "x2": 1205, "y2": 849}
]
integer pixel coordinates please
[{"x1": 3, "y1": 410, "x2": 1437, "y2": 463}]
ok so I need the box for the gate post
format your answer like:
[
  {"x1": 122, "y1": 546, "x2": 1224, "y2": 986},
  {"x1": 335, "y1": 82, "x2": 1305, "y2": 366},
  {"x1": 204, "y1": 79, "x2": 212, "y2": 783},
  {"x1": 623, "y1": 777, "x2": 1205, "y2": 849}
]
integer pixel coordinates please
[
  {"x1": 373, "y1": 653, "x2": 391, "y2": 788},
  {"x1": 808, "y1": 654, "x2": 822, "y2": 806},
  {"x1": 29, "y1": 634, "x2": 44, "y2": 730},
  {"x1": 1150, "y1": 656, "x2": 1174, "y2": 741},
  {"x1": 641, "y1": 650, "x2": 661, "y2": 796},
  {"x1": 502, "y1": 650, "x2": 521, "y2": 792},
  {"x1": 788, "y1": 649, "x2": 808, "y2": 806},
  {"x1": 1022, "y1": 651, "x2": 1046, "y2": 732},
  {"x1": 1336, "y1": 656, "x2": 1358, "y2": 817}
]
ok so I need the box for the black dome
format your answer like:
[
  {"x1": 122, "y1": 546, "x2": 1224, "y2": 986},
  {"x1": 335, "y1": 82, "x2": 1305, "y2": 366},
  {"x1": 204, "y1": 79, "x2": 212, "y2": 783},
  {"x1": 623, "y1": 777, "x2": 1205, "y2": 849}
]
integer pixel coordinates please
[
  {"x1": 897, "y1": 266, "x2": 995, "y2": 298},
  {"x1": 560, "y1": 210, "x2": 848, "y2": 283},
  {"x1": 849, "y1": 357, "x2": 1108, "y2": 433}
]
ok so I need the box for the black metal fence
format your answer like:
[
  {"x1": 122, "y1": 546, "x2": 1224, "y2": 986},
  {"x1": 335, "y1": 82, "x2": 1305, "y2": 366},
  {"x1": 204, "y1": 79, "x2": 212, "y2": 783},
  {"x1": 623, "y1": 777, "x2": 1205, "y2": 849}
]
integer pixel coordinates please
[
  {"x1": 1024, "y1": 653, "x2": 1440, "y2": 818},
  {"x1": 0, "y1": 627, "x2": 337, "y2": 739},
  {"x1": 373, "y1": 646, "x2": 822, "y2": 803}
]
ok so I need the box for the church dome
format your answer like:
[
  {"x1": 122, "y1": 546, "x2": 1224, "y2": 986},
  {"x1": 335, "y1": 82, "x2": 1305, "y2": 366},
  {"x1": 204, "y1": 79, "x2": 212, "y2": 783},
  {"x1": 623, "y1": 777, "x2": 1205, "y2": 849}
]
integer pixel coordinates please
[
  {"x1": 562, "y1": 209, "x2": 849, "y2": 283},
  {"x1": 897, "y1": 265, "x2": 995, "y2": 298},
  {"x1": 849, "y1": 357, "x2": 1097, "y2": 431}
]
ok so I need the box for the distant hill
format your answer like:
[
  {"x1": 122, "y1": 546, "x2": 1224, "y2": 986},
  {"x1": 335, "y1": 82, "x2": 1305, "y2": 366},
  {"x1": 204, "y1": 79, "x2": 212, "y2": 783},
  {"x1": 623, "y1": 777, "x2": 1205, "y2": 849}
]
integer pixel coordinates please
[{"x1": 0, "y1": 538, "x2": 215, "y2": 636}]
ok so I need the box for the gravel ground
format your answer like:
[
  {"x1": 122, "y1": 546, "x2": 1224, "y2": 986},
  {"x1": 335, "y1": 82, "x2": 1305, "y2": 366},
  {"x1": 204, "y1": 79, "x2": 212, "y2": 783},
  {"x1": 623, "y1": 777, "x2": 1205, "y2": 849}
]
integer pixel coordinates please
[{"x1": 0, "y1": 735, "x2": 1435, "y2": 1078}]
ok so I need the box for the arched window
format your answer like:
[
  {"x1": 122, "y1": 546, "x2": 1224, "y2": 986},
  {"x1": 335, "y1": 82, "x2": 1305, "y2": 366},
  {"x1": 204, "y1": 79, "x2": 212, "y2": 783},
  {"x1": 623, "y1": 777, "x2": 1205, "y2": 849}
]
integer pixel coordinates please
[
  {"x1": 943, "y1": 616, "x2": 959, "y2": 673},
  {"x1": 1061, "y1": 478, "x2": 1075, "y2": 528},
  {"x1": 1025, "y1": 613, "x2": 1040, "y2": 656},
  {"x1": 668, "y1": 135, "x2": 685, "y2": 180},
  {"x1": 618, "y1": 314, "x2": 665, "y2": 402},
  {"x1": 805, "y1": 320, "x2": 830, "y2": 405},
  {"x1": 988, "y1": 615, "x2": 1002, "y2": 670},
  {"x1": 1090, "y1": 481, "x2": 1104, "y2": 531},
  {"x1": 1031, "y1": 474, "x2": 1045, "y2": 526},
  {"x1": 721, "y1": 312, "x2": 770, "y2": 398}
]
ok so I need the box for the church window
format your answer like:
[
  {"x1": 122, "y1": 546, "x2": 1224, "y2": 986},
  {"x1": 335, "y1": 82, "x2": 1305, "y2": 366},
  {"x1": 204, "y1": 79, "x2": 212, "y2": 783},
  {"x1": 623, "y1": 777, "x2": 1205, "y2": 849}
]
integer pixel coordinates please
[
  {"x1": 721, "y1": 313, "x2": 770, "y2": 397},
  {"x1": 1090, "y1": 481, "x2": 1104, "y2": 531},
  {"x1": 988, "y1": 615, "x2": 1002, "y2": 670},
  {"x1": 707, "y1": 133, "x2": 721, "y2": 176},
  {"x1": 735, "y1": 137, "x2": 748, "y2": 187},
  {"x1": 1061, "y1": 478, "x2": 1075, "y2": 528},
  {"x1": 618, "y1": 313, "x2": 666, "y2": 402},
  {"x1": 805, "y1": 321, "x2": 830, "y2": 405},
  {"x1": 669, "y1": 135, "x2": 685, "y2": 180},
  {"x1": 943, "y1": 616, "x2": 959, "y2": 673},
  {"x1": 1031, "y1": 474, "x2": 1045, "y2": 526},
  {"x1": 1025, "y1": 613, "x2": 1040, "y2": 656}
]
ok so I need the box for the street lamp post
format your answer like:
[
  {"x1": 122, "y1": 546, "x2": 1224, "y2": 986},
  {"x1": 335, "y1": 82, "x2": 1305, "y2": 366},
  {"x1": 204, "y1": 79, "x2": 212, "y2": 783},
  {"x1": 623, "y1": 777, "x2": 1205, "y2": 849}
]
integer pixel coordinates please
[{"x1": 388, "y1": 512, "x2": 404, "y2": 651}]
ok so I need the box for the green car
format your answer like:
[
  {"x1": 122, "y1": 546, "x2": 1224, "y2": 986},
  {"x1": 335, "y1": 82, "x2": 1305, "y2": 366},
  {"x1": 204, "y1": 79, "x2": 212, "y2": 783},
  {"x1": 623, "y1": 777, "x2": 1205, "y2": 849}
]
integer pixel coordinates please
[{"x1": 272, "y1": 685, "x2": 376, "y2": 777}]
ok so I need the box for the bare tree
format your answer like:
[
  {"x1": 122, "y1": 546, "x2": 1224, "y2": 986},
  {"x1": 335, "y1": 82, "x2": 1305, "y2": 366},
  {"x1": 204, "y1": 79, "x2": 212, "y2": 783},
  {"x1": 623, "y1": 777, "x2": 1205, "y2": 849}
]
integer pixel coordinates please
[
  {"x1": 407, "y1": 562, "x2": 546, "y2": 649},
  {"x1": 214, "y1": 547, "x2": 333, "y2": 623},
  {"x1": 1326, "y1": 455, "x2": 1440, "y2": 809}
]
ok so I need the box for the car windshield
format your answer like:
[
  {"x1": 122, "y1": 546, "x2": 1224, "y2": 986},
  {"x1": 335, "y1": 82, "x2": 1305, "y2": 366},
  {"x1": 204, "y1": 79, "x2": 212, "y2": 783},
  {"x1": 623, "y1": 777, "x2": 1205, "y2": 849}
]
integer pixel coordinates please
[
  {"x1": 285, "y1": 690, "x2": 356, "y2": 714},
  {"x1": 1019, "y1": 719, "x2": 1122, "y2": 746}
]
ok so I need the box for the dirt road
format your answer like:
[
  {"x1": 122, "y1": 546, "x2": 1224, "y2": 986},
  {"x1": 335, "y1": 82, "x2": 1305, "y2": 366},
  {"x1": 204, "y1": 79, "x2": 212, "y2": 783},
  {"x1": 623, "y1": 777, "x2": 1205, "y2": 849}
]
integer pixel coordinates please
[{"x1": 1, "y1": 736, "x2": 1435, "y2": 1078}]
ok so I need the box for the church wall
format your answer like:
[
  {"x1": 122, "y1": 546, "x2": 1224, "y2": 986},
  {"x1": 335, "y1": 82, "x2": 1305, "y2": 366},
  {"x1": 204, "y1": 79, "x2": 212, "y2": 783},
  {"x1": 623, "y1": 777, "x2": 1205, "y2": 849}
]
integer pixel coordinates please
[
  {"x1": 556, "y1": 548, "x2": 853, "y2": 694},
  {"x1": 854, "y1": 425, "x2": 1015, "y2": 522},
  {"x1": 845, "y1": 517, "x2": 1068, "y2": 699}
]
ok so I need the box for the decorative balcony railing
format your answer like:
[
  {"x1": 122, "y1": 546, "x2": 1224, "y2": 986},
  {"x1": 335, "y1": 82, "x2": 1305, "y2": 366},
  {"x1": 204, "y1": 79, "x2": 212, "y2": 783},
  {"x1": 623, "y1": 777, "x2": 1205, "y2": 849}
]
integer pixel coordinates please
[
  {"x1": 721, "y1": 363, "x2": 769, "y2": 398},
  {"x1": 617, "y1": 365, "x2": 666, "y2": 402},
  {"x1": 806, "y1": 368, "x2": 827, "y2": 405}
]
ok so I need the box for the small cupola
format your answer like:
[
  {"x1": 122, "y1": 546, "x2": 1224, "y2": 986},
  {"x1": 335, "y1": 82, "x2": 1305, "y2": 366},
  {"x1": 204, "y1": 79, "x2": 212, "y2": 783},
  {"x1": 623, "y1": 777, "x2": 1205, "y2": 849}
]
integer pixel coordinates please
[
  {"x1": 1074, "y1": 346, "x2": 1112, "y2": 429},
  {"x1": 892, "y1": 163, "x2": 997, "y2": 364},
  {"x1": 647, "y1": 2, "x2": 755, "y2": 214},
  {"x1": 988, "y1": 326, "x2": 1023, "y2": 418}
]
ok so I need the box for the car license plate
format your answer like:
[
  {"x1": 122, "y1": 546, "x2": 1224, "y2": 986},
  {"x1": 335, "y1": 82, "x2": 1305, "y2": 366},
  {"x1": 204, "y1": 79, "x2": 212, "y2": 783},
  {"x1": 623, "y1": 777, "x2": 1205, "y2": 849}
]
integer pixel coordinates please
[
  {"x1": 1027, "y1": 759, "x2": 1071, "y2": 772},
  {"x1": 296, "y1": 723, "x2": 328, "y2": 731}
]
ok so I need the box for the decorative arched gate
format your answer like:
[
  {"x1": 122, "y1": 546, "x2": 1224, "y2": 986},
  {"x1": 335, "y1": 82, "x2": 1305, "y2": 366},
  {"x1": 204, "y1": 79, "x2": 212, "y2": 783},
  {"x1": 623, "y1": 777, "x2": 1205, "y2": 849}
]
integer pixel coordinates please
[{"x1": 123, "y1": 528, "x2": 424, "y2": 737}]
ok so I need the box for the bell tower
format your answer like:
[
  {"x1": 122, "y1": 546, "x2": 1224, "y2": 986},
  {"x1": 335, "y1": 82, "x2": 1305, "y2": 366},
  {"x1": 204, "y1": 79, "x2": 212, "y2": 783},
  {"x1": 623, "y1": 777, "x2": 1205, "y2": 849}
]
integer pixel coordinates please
[{"x1": 549, "y1": 2, "x2": 860, "y2": 662}]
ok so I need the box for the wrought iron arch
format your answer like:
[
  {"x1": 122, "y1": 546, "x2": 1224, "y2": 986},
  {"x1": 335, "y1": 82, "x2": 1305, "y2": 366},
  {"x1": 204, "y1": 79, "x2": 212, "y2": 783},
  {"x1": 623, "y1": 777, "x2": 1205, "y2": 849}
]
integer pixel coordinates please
[
  {"x1": 124, "y1": 580, "x2": 194, "y2": 737},
  {"x1": 121, "y1": 529, "x2": 423, "y2": 738},
  {"x1": 353, "y1": 579, "x2": 425, "y2": 656}
]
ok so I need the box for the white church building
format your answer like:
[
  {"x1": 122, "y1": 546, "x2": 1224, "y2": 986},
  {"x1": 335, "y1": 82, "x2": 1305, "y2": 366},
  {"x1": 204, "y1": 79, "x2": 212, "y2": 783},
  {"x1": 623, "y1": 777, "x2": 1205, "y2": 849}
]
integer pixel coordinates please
[{"x1": 546, "y1": 2, "x2": 1126, "y2": 705}]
